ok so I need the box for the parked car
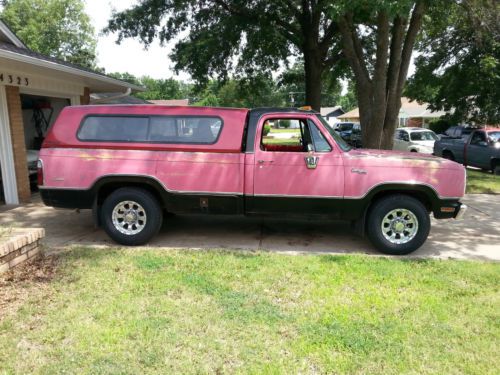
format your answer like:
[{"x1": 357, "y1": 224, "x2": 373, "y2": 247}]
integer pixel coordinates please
[
  {"x1": 337, "y1": 122, "x2": 362, "y2": 148},
  {"x1": 38, "y1": 106, "x2": 467, "y2": 255},
  {"x1": 393, "y1": 128, "x2": 439, "y2": 154},
  {"x1": 434, "y1": 127, "x2": 500, "y2": 174}
]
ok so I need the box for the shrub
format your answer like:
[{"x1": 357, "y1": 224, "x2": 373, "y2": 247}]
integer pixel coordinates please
[
  {"x1": 429, "y1": 118, "x2": 452, "y2": 134},
  {"x1": 263, "y1": 124, "x2": 271, "y2": 136}
]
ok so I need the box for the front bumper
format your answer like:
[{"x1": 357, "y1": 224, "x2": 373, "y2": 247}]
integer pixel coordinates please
[
  {"x1": 454, "y1": 203, "x2": 467, "y2": 220},
  {"x1": 434, "y1": 201, "x2": 467, "y2": 219}
]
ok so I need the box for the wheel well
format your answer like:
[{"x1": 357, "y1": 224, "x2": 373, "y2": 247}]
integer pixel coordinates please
[
  {"x1": 95, "y1": 180, "x2": 166, "y2": 207},
  {"x1": 369, "y1": 190, "x2": 433, "y2": 213},
  {"x1": 442, "y1": 149, "x2": 454, "y2": 158}
]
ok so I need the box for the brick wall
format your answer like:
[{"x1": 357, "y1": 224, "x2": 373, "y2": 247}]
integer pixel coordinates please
[
  {"x1": 407, "y1": 118, "x2": 423, "y2": 128},
  {"x1": 80, "y1": 87, "x2": 90, "y2": 105},
  {"x1": 0, "y1": 228, "x2": 44, "y2": 274},
  {"x1": 5, "y1": 85, "x2": 30, "y2": 203}
]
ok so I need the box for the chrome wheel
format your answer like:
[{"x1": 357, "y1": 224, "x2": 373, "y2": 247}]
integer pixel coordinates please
[
  {"x1": 381, "y1": 208, "x2": 419, "y2": 245},
  {"x1": 112, "y1": 200, "x2": 147, "y2": 235}
]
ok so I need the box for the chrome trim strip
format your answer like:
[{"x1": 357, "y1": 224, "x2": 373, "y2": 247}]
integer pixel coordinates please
[
  {"x1": 345, "y1": 181, "x2": 463, "y2": 201},
  {"x1": 40, "y1": 173, "x2": 243, "y2": 196},
  {"x1": 253, "y1": 193, "x2": 344, "y2": 199}
]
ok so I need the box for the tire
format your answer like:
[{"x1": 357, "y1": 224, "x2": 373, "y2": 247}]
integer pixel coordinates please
[
  {"x1": 367, "y1": 194, "x2": 430, "y2": 255},
  {"x1": 101, "y1": 187, "x2": 163, "y2": 246},
  {"x1": 442, "y1": 151, "x2": 455, "y2": 161},
  {"x1": 494, "y1": 165, "x2": 500, "y2": 176},
  {"x1": 410, "y1": 149, "x2": 418, "y2": 152}
]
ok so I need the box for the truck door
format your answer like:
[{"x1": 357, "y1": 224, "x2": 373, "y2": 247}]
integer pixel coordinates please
[
  {"x1": 249, "y1": 114, "x2": 344, "y2": 216},
  {"x1": 467, "y1": 131, "x2": 490, "y2": 169}
]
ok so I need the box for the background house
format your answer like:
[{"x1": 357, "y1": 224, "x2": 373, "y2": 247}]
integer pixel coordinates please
[
  {"x1": 320, "y1": 106, "x2": 345, "y2": 126},
  {"x1": 0, "y1": 20, "x2": 143, "y2": 205},
  {"x1": 337, "y1": 97, "x2": 448, "y2": 128}
]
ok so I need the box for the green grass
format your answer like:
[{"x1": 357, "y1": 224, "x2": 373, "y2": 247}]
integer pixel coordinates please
[
  {"x1": 1, "y1": 248, "x2": 499, "y2": 374},
  {"x1": 269, "y1": 128, "x2": 301, "y2": 133},
  {"x1": 466, "y1": 169, "x2": 500, "y2": 194}
]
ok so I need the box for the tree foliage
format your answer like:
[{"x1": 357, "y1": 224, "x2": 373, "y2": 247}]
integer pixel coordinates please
[
  {"x1": 1, "y1": 0, "x2": 98, "y2": 68},
  {"x1": 105, "y1": 0, "x2": 346, "y2": 111},
  {"x1": 406, "y1": 0, "x2": 500, "y2": 124}
]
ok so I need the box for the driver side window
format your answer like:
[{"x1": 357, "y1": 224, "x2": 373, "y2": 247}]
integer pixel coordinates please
[
  {"x1": 470, "y1": 132, "x2": 486, "y2": 145},
  {"x1": 261, "y1": 119, "x2": 309, "y2": 152}
]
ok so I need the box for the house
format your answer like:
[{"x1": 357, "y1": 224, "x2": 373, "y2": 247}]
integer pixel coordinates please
[
  {"x1": 0, "y1": 20, "x2": 143, "y2": 205},
  {"x1": 320, "y1": 106, "x2": 345, "y2": 126},
  {"x1": 149, "y1": 99, "x2": 189, "y2": 106},
  {"x1": 337, "y1": 97, "x2": 448, "y2": 128}
]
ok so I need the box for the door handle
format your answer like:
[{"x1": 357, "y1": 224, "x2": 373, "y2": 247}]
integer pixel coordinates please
[
  {"x1": 257, "y1": 160, "x2": 274, "y2": 164},
  {"x1": 304, "y1": 156, "x2": 319, "y2": 169}
]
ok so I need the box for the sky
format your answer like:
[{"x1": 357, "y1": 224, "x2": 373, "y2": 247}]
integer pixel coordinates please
[{"x1": 84, "y1": 0, "x2": 190, "y2": 80}]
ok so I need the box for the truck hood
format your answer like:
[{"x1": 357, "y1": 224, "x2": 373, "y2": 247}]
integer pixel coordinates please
[{"x1": 345, "y1": 148, "x2": 461, "y2": 169}]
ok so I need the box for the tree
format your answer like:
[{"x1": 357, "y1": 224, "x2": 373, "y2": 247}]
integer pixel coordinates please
[
  {"x1": 406, "y1": 0, "x2": 500, "y2": 124},
  {"x1": 334, "y1": 0, "x2": 429, "y2": 148},
  {"x1": 105, "y1": 0, "x2": 345, "y2": 111},
  {"x1": 1, "y1": 0, "x2": 98, "y2": 69}
]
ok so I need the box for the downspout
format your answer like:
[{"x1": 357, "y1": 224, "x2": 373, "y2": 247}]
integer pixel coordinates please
[{"x1": 90, "y1": 88, "x2": 132, "y2": 104}]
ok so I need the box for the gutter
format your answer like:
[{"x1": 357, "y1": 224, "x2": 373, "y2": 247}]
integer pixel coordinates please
[
  {"x1": 0, "y1": 49, "x2": 145, "y2": 92},
  {"x1": 90, "y1": 88, "x2": 133, "y2": 104}
]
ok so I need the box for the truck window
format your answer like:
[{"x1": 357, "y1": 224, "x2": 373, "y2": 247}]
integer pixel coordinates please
[
  {"x1": 309, "y1": 121, "x2": 332, "y2": 152},
  {"x1": 149, "y1": 116, "x2": 222, "y2": 144},
  {"x1": 77, "y1": 115, "x2": 222, "y2": 144},
  {"x1": 470, "y1": 131, "x2": 486, "y2": 145},
  {"x1": 261, "y1": 119, "x2": 308, "y2": 152},
  {"x1": 78, "y1": 116, "x2": 149, "y2": 142}
]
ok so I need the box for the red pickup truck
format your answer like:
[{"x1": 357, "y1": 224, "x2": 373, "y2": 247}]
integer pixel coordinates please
[{"x1": 38, "y1": 106, "x2": 467, "y2": 255}]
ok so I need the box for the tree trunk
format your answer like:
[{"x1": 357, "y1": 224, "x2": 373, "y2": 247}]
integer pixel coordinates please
[{"x1": 303, "y1": 49, "x2": 323, "y2": 111}]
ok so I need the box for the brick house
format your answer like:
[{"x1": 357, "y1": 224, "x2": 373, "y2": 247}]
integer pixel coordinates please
[
  {"x1": 337, "y1": 97, "x2": 448, "y2": 128},
  {"x1": 0, "y1": 20, "x2": 142, "y2": 205}
]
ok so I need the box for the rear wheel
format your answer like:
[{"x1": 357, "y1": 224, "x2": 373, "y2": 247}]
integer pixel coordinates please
[
  {"x1": 101, "y1": 188, "x2": 163, "y2": 246},
  {"x1": 367, "y1": 195, "x2": 430, "y2": 255}
]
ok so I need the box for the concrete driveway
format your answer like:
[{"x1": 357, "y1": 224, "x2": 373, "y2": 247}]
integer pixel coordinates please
[{"x1": 0, "y1": 194, "x2": 498, "y2": 261}]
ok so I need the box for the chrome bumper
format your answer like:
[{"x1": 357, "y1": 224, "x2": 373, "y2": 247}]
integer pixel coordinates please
[{"x1": 455, "y1": 204, "x2": 467, "y2": 220}]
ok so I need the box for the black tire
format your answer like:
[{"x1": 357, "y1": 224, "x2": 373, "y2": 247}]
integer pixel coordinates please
[
  {"x1": 101, "y1": 188, "x2": 163, "y2": 246},
  {"x1": 442, "y1": 151, "x2": 455, "y2": 161},
  {"x1": 494, "y1": 165, "x2": 500, "y2": 176},
  {"x1": 367, "y1": 194, "x2": 430, "y2": 255},
  {"x1": 410, "y1": 149, "x2": 418, "y2": 153}
]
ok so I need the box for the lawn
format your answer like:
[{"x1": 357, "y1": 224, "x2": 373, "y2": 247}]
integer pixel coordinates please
[
  {"x1": 466, "y1": 168, "x2": 500, "y2": 194},
  {"x1": 1, "y1": 248, "x2": 498, "y2": 374}
]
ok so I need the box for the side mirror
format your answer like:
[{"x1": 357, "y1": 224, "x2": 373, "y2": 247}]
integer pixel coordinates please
[{"x1": 478, "y1": 141, "x2": 488, "y2": 147}]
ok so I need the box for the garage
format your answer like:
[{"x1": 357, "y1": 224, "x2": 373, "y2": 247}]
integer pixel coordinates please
[{"x1": 0, "y1": 20, "x2": 142, "y2": 205}]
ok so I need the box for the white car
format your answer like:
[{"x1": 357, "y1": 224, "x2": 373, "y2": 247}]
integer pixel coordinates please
[{"x1": 393, "y1": 128, "x2": 439, "y2": 154}]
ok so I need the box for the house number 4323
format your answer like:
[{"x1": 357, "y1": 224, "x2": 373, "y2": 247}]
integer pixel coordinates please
[{"x1": 0, "y1": 73, "x2": 29, "y2": 86}]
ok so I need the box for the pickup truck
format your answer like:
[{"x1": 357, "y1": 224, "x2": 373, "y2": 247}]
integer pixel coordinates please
[
  {"x1": 434, "y1": 127, "x2": 500, "y2": 174},
  {"x1": 38, "y1": 106, "x2": 467, "y2": 255}
]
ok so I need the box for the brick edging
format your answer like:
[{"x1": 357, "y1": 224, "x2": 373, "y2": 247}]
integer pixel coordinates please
[{"x1": 0, "y1": 228, "x2": 45, "y2": 273}]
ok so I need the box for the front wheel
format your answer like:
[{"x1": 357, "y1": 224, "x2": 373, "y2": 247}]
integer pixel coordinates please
[
  {"x1": 367, "y1": 195, "x2": 430, "y2": 255},
  {"x1": 101, "y1": 188, "x2": 163, "y2": 246}
]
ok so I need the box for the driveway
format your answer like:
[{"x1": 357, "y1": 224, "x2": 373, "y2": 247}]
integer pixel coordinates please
[{"x1": 0, "y1": 194, "x2": 498, "y2": 261}]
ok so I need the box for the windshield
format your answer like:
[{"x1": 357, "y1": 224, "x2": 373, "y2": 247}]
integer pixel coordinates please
[
  {"x1": 338, "y1": 123, "x2": 354, "y2": 132},
  {"x1": 488, "y1": 131, "x2": 500, "y2": 143},
  {"x1": 316, "y1": 115, "x2": 352, "y2": 151},
  {"x1": 410, "y1": 131, "x2": 438, "y2": 141}
]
